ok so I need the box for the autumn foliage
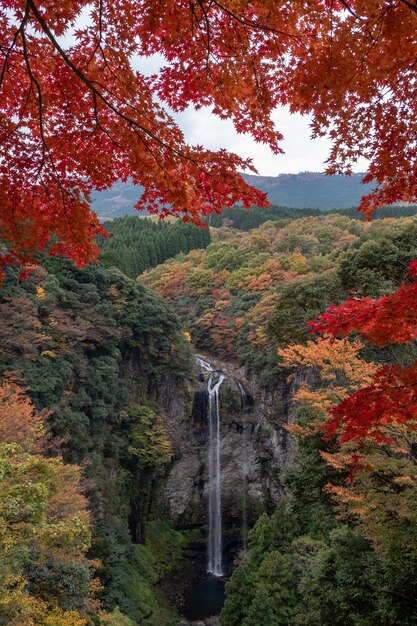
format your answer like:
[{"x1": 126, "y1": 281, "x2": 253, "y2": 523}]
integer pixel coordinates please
[
  {"x1": 0, "y1": 376, "x2": 97, "y2": 625},
  {"x1": 2, "y1": 1, "x2": 417, "y2": 273},
  {"x1": 309, "y1": 261, "x2": 417, "y2": 445},
  {"x1": 0, "y1": 373, "x2": 48, "y2": 450},
  {"x1": 143, "y1": 214, "x2": 411, "y2": 374},
  {"x1": 276, "y1": 242, "x2": 417, "y2": 575},
  {"x1": 278, "y1": 337, "x2": 377, "y2": 438},
  {"x1": 278, "y1": 332, "x2": 417, "y2": 566}
]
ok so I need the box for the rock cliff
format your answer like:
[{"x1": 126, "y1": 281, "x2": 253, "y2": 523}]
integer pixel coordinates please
[{"x1": 153, "y1": 353, "x2": 298, "y2": 533}]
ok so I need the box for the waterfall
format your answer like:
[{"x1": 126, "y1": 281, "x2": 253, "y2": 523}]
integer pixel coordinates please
[
  {"x1": 237, "y1": 382, "x2": 248, "y2": 553},
  {"x1": 196, "y1": 357, "x2": 225, "y2": 577}
]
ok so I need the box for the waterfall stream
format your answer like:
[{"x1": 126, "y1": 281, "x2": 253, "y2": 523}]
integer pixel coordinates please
[
  {"x1": 196, "y1": 357, "x2": 225, "y2": 577},
  {"x1": 237, "y1": 381, "x2": 249, "y2": 553}
]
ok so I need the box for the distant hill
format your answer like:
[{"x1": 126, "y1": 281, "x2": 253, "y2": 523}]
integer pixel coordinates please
[
  {"x1": 91, "y1": 172, "x2": 374, "y2": 219},
  {"x1": 91, "y1": 181, "x2": 146, "y2": 220},
  {"x1": 241, "y1": 172, "x2": 374, "y2": 210}
]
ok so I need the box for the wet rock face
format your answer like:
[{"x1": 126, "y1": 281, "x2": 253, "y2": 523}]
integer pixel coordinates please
[
  {"x1": 192, "y1": 389, "x2": 209, "y2": 424},
  {"x1": 178, "y1": 616, "x2": 220, "y2": 626},
  {"x1": 128, "y1": 499, "x2": 143, "y2": 544},
  {"x1": 153, "y1": 354, "x2": 297, "y2": 529}
]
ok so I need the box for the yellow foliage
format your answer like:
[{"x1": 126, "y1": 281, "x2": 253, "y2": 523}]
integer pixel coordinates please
[
  {"x1": 36, "y1": 286, "x2": 45, "y2": 299},
  {"x1": 41, "y1": 350, "x2": 56, "y2": 358},
  {"x1": 106, "y1": 284, "x2": 127, "y2": 309},
  {"x1": 127, "y1": 405, "x2": 173, "y2": 466},
  {"x1": 0, "y1": 444, "x2": 94, "y2": 625},
  {"x1": 247, "y1": 326, "x2": 269, "y2": 347},
  {"x1": 182, "y1": 331, "x2": 192, "y2": 342},
  {"x1": 286, "y1": 252, "x2": 310, "y2": 274},
  {"x1": 0, "y1": 557, "x2": 89, "y2": 626}
]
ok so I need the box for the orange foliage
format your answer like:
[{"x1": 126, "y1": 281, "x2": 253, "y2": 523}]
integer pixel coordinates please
[
  {"x1": 280, "y1": 335, "x2": 417, "y2": 553},
  {"x1": 143, "y1": 216, "x2": 414, "y2": 361},
  {"x1": 0, "y1": 374, "x2": 49, "y2": 451},
  {"x1": 245, "y1": 272, "x2": 275, "y2": 293},
  {"x1": 196, "y1": 309, "x2": 238, "y2": 354},
  {"x1": 278, "y1": 337, "x2": 376, "y2": 435}
]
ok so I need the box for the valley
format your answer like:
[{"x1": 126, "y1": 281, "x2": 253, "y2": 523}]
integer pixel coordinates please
[{"x1": 2, "y1": 209, "x2": 417, "y2": 625}]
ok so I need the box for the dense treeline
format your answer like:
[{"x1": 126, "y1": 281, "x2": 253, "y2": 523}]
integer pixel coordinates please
[
  {"x1": 208, "y1": 204, "x2": 417, "y2": 231},
  {"x1": 209, "y1": 205, "x2": 321, "y2": 230},
  {"x1": 99, "y1": 216, "x2": 211, "y2": 278},
  {"x1": 0, "y1": 260, "x2": 191, "y2": 624},
  {"x1": 338, "y1": 205, "x2": 417, "y2": 220}
]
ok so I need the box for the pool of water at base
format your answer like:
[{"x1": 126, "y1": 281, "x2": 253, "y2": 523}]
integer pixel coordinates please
[{"x1": 180, "y1": 573, "x2": 226, "y2": 620}]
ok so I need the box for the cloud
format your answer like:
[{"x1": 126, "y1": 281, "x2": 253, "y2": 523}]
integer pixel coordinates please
[{"x1": 173, "y1": 106, "x2": 369, "y2": 176}]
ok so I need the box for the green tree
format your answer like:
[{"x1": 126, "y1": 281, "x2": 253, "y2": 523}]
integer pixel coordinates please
[
  {"x1": 0, "y1": 443, "x2": 92, "y2": 625},
  {"x1": 269, "y1": 272, "x2": 345, "y2": 344},
  {"x1": 297, "y1": 527, "x2": 378, "y2": 626}
]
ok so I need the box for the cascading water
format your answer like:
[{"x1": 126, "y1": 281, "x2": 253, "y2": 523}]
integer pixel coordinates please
[
  {"x1": 237, "y1": 382, "x2": 249, "y2": 553},
  {"x1": 196, "y1": 357, "x2": 225, "y2": 577}
]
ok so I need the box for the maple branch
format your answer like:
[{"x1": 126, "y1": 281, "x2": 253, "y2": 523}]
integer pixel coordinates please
[
  {"x1": 339, "y1": 0, "x2": 355, "y2": 16},
  {"x1": 22, "y1": 53, "x2": 64, "y2": 196},
  {"x1": 20, "y1": 22, "x2": 75, "y2": 229},
  {"x1": 26, "y1": 0, "x2": 204, "y2": 169},
  {"x1": 209, "y1": 0, "x2": 302, "y2": 42},
  {"x1": 90, "y1": 91, "x2": 169, "y2": 181},
  {"x1": 399, "y1": 0, "x2": 417, "y2": 14},
  {"x1": 14, "y1": 0, "x2": 252, "y2": 214},
  {"x1": 20, "y1": 27, "x2": 47, "y2": 174},
  {"x1": 0, "y1": 3, "x2": 30, "y2": 91},
  {"x1": 195, "y1": 0, "x2": 213, "y2": 76},
  {"x1": 87, "y1": 76, "x2": 165, "y2": 132}
]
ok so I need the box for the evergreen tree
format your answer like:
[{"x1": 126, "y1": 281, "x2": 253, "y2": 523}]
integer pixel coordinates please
[{"x1": 99, "y1": 216, "x2": 211, "y2": 278}]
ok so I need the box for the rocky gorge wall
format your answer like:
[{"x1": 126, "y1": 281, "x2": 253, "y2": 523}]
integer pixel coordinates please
[{"x1": 153, "y1": 353, "x2": 299, "y2": 534}]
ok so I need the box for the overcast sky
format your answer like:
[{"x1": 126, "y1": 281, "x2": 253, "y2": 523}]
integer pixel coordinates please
[{"x1": 173, "y1": 106, "x2": 334, "y2": 176}]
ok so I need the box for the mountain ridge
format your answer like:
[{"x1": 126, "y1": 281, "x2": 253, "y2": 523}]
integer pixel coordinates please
[
  {"x1": 91, "y1": 172, "x2": 373, "y2": 220},
  {"x1": 241, "y1": 172, "x2": 374, "y2": 210}
]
